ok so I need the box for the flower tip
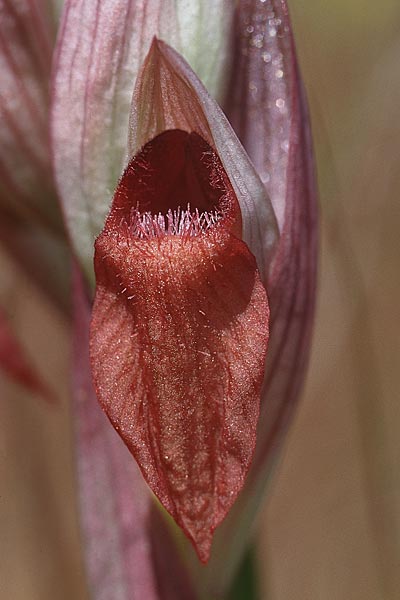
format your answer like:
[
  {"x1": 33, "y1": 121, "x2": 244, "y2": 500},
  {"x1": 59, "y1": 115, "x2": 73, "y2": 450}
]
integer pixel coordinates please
[
  {"x1": 150, "y1": 35, "x2": 160, "y2": 50},
  {"x1": 175, "y1": 510, "x2": 215, "y2": 563},
  {"x1": 191, "y1": 530, "x2": 213, "y2": 565}
]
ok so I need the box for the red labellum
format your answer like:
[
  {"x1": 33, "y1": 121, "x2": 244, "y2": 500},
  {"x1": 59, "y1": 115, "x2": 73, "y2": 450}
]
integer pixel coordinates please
[{"x1": 90, "y1": 130, "x2": 269, "y2": 562}]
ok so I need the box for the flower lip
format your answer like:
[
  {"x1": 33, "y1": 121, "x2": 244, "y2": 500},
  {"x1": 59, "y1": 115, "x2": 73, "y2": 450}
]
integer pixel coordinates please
[
  {"x1": 107, "y1": 129, "x2": 242, "y2": 241},
  {"x1": 90, "y1": 127, "x2": 270, "y2": 562}
]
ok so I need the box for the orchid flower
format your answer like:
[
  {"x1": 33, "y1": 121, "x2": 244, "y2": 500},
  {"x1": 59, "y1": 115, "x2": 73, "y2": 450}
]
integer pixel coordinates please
[{"x1": 1, "y1": 0, "x2": 317, "y2": 597}]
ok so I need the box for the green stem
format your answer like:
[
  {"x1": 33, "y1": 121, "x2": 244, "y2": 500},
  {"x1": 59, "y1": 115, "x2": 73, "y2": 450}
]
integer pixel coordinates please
[{"x1": 226, "y1": 545, "x2": 259, "y2": 600}]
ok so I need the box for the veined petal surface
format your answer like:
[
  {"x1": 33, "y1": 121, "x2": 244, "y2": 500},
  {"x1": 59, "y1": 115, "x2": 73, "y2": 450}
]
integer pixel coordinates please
[
  {"x1": 227, "y1": 0, "x2": 317, "y2": 492},
  {"x1": 174, "y1": 0, "x2": 234, "y2": 103}
]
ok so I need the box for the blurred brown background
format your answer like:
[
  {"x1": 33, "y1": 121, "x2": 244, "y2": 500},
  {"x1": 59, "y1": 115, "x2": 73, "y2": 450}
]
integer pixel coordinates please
[
  {"x1": 260, "y1": 1, "x2": 400, "y2": 599},
  {"x1": 1, "y1": 1, "x2": 399, "y2": 599}
]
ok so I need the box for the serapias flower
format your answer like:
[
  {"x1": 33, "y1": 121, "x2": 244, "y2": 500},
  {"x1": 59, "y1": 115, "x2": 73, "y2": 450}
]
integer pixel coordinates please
[
  {"x1": 51, "y1": 0, "x2": 315, "y2": 591},
  {"x1": 90, "y1": 126, "x2": 270, "y2": 561},
  {"x1": 0, "y1": 0, "x2": 317, "y2": 593}
]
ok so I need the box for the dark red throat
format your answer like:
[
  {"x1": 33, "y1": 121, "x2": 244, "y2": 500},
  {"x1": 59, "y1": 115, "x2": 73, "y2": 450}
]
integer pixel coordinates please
[{"x1": 108, "y1": 129, "x2": 241, "y2": 239}]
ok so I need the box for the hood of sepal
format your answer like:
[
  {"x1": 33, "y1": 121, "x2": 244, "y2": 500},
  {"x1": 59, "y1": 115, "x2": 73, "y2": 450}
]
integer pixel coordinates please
[
  {"x1": 129, "y1": 39, "x2": 279, "y2": 282},
  {"x1": 51, "y1": 0, "x2": 235, "y2": 284}
]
